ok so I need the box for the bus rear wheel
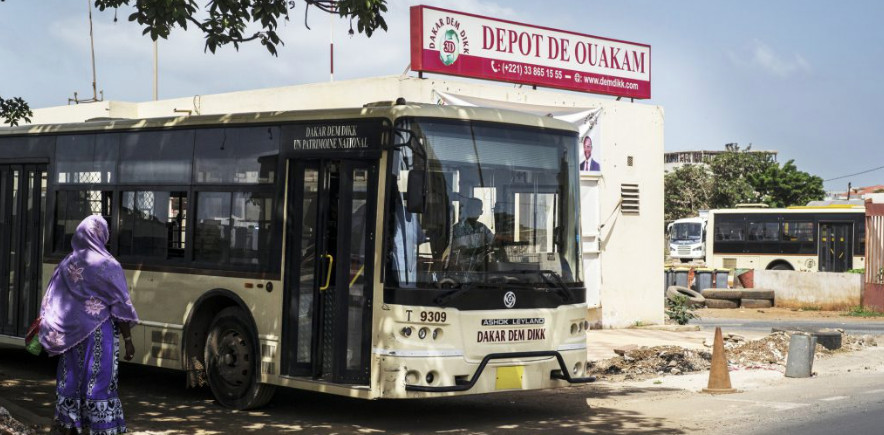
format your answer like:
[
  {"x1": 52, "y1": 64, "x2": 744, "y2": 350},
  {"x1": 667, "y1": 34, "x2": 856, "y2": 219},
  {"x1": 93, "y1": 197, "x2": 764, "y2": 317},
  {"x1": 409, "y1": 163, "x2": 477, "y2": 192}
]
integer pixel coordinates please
[{"x1": 205, "y1": 307, "x2": 276, "y2": 410}]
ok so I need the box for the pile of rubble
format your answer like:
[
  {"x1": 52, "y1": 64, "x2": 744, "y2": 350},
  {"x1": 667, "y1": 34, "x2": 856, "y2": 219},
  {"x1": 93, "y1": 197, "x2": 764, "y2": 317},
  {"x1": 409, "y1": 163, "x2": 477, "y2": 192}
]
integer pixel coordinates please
[
  {"x1": 588, "y1": 331, "x2": 878, "y2": 381},
  {"x1": 588, "y1": 345, "x2": 712, "y2": 380},
  {"x1": 0, "y1": 407, "x2": 34, "y2": 435}
]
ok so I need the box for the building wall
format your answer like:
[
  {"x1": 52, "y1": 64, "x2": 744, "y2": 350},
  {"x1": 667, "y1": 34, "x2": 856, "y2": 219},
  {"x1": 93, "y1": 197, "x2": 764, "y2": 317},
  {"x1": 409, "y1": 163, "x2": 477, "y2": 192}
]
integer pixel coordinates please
[{"x1": 28, "y1": 75, "x2": 664, "y2": 328}]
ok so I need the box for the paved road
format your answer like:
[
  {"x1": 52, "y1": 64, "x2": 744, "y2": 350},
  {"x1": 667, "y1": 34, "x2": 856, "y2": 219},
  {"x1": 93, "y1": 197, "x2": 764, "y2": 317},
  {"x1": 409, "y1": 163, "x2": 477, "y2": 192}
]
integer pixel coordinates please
[
  {"x1": 4, "y1": 317, "x2": 883, "y2": 434},
  {"x1": 693, "y1": 317, "x2": 884, "y2": 335},
  {"x1": 721, "y1": 361, "x2": 884, "y2": 435},
  {"x1": 0, "y1": 346, "x2": 684, "y2": 434}
]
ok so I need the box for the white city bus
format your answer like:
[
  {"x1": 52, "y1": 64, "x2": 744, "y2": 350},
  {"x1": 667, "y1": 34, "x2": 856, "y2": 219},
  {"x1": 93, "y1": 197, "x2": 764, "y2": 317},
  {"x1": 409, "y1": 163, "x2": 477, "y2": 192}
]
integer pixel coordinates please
[
  {"x1": 705, "y1": 206, "x2": 865, "y2": 273},
  {"x1": 0, "y1": 102, "x2": 592, "y2": 408},
  {"x1": 667, "y1": 216, "x2": 707, "y2": 262}
]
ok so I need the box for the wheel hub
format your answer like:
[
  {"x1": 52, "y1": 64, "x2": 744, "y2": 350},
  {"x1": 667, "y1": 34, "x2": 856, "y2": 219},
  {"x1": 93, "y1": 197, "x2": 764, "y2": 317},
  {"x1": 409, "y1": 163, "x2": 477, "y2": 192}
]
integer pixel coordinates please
[{"x1": 215, "y1": 330, "x2": 250, "y2": 389}]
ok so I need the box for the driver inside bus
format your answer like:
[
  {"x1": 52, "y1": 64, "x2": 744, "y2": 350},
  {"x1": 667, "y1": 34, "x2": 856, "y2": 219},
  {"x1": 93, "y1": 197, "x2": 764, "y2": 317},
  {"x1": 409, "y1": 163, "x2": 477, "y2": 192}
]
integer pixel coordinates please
[{"x1": 450, "y1": 198, "x2": 495, "y2": 270}]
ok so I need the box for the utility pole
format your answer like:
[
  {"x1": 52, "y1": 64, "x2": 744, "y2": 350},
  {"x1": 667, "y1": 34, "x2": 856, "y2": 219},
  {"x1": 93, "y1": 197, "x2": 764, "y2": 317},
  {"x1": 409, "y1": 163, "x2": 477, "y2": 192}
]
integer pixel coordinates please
[
  {"x1": 153, "y1": 40, "x2": 158, "y2": 100},
  {"x1": 69, "y1": 0, "x2": 104, "y2": 104},
  {"x1": 330, "y1": 6, "x2": 335, "y2": 82}
]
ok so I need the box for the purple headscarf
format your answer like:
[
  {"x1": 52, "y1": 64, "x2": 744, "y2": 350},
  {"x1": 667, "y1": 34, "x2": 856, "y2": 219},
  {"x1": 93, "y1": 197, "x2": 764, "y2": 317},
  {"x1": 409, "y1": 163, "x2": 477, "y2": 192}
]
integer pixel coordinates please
[{"x1": 39, "y1": 215, "x2": 139, "y2": 356}]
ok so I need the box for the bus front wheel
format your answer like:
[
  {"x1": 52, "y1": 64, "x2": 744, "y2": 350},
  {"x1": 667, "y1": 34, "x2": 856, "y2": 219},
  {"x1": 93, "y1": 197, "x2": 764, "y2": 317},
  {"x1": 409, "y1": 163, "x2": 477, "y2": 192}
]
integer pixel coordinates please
[{"x1": 205, "y1": 307, "x2": 276, "y2": 409}]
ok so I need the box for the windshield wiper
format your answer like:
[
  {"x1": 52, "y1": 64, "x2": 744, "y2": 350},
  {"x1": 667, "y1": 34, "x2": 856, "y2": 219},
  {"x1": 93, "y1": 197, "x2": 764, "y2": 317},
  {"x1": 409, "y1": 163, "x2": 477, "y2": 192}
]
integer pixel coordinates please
[
  {"x1": 433, "y1": 282, "x2": 475, "y2": 306},
  {"x1": 537, "y1": 270, "x2": 574, "y2": 303},
  {"x1": 487, "y1": 270, "x2": 575, "y2": 303},
  {"x1": 433, "y1": 280, "x2": 511, "y2": 306},
  {"x1": 432, "y1": 270, "x2": 574, "y2": 306}
]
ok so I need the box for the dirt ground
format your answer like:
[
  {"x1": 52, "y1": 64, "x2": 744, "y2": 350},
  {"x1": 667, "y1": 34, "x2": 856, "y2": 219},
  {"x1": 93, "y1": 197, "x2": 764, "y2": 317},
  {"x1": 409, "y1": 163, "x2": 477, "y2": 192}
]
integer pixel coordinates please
[{"x1": 588, "y1": 331, "x2": 877, "y2": 381}]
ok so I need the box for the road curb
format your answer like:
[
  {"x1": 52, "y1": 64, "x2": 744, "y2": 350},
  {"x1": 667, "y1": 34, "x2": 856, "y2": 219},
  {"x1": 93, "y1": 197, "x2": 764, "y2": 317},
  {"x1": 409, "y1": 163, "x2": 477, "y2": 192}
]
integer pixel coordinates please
[{"x1": 628, "y1": 325, "x2": 701, "y2": 332}]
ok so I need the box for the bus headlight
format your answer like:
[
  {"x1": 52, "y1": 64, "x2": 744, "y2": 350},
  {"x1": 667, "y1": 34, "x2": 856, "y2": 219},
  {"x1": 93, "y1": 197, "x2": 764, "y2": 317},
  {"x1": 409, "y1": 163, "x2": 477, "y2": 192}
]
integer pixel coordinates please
[
  {"x1": 432, "y1": 328, "x2": 443, "y2": 340},
  {"x1": 401, "y1": 327, "x2": 413, "y2": 337},
  {"x1": 418, "y1": 327, "x2": 429, "y2": 340}
]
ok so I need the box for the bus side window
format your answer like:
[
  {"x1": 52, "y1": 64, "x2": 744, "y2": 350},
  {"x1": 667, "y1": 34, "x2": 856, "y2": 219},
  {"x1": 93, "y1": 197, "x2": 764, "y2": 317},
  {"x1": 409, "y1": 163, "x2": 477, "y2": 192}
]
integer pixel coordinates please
[
  {"x1": 53, "y1": 190, "x2": 113, "y2": 254},
  {"x1": 118, "y1": 191, "x2": 184, "y2": 259},
  {"x1": 715, "y1": 221, "x2": 744, "y2": 241},
  {"x1": 748, "y1": 222, "x2": 778, "y2": 241},
  {"x1": 167, "y1": 192, "x2": 187, "y2": 258},
  {"x1": 783, "y1": 221, "x2": 813, "y2": 242}
]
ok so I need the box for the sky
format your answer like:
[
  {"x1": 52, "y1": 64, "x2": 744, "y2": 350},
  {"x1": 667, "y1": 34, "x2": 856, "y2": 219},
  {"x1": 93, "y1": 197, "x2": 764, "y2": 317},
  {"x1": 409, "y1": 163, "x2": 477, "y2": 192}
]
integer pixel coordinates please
[{"x1": 1, "y1": 1, "x2": 882, "y2": 192}]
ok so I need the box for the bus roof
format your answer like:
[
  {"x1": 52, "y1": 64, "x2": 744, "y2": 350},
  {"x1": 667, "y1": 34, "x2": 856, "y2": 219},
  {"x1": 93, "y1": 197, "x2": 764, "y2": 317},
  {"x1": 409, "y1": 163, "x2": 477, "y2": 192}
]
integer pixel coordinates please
[
  {"x1": 710, "y1": 206, "x2": 863, "y2": 214},
  {"x1": 0, "y1": 103, "x2": 578, "y2": 136},
  {"x1": 786, "y1": 204, "x2": 864, "y2": 209},
  {"x1": 672, "y1": 217, "x2": 706, "y2": 224}
]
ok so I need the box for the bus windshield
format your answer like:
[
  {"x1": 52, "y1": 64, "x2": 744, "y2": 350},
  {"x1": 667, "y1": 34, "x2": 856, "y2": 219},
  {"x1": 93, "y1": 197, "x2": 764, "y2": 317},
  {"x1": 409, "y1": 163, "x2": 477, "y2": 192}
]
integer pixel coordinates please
[
  {"x1": 386, "y1": 118, "x2": 582, "y2": 290},
  {"x1": 671, "y1": 222, "x2": 702, "y2": 242}
]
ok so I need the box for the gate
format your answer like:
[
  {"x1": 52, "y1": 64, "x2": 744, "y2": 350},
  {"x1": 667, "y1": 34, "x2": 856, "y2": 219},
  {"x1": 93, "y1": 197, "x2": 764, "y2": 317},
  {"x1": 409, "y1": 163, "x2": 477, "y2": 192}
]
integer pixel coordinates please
[{"x1": 864, "y1": 199, "x2": 884, "y2": 311}]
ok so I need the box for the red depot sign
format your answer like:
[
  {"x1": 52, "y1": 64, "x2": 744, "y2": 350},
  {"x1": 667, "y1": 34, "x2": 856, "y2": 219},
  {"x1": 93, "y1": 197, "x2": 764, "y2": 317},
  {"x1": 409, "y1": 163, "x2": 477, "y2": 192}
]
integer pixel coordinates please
[{"x1": 410, "y1": 6, "x2": 652, "y2": 99}]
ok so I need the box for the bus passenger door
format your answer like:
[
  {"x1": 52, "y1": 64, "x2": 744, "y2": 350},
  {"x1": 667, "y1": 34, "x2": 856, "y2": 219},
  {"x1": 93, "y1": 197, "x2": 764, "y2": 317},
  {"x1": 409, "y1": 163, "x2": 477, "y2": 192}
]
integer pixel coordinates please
[
  {"x1": 283, "y1": 159, "x2": 376, "y2": 385},
  {"x1": 819, "y1": 222, "x2": 852, "y2": 272},
  {"x1": 0, "y1": 165, "x2": 47, "y2": 337}
]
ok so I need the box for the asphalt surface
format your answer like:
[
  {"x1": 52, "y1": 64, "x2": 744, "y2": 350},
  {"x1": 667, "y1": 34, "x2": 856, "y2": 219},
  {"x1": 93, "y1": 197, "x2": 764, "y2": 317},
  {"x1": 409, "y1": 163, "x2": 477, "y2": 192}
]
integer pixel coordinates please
[
  {"x1": 693, "y1": 317, "x2": 884, "y2": 336},
  {"x1": 0, "y1": 346, "x2": 683, "y2": 434},
  {"x1": 4, "y1": 311, "x2": 884, "y2": 434}
]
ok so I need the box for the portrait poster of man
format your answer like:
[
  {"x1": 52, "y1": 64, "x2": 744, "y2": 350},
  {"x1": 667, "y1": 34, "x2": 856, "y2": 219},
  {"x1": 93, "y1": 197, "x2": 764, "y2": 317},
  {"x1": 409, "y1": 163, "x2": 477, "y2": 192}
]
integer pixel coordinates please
[{"x1": 579, "y1": 112, "x2": 602, "y2": 174}]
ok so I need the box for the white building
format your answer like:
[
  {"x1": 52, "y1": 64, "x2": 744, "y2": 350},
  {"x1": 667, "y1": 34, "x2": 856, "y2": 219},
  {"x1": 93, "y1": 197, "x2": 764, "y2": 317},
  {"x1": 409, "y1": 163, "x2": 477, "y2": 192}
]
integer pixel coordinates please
[
  {"x1": 664, "y1": 147, "x2": 777, "y2": 173},
  {"x1": 27, "y1": 75, "x2": 664, "y2": 328}
]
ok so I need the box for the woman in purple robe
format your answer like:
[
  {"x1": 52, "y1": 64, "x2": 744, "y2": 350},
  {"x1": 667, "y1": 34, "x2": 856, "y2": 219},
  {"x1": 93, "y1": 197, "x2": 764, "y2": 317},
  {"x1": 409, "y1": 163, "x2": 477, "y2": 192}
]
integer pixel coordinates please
[{"x1": 39, "y1": 215, "x2": 139, "y2": 434}]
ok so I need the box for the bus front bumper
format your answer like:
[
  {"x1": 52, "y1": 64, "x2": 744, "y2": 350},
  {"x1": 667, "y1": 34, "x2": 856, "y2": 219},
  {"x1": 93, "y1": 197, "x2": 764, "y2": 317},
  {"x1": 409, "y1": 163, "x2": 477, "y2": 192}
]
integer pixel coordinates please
[{"x1": 403, "y1": 350, "x2": 595, "y2": 393}]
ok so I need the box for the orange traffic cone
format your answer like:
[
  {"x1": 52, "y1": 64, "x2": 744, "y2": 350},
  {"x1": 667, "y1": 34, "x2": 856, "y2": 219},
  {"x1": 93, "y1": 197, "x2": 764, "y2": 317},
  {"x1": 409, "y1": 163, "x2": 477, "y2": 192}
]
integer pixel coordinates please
[{"x1": 702, "y1": 327, "x2": 737, "y2": 394}]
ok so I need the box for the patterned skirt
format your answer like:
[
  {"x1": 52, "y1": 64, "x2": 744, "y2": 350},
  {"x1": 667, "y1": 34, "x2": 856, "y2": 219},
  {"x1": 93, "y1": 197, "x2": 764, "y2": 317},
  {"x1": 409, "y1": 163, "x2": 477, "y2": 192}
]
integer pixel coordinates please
[{"x1": 55, "y1": 319, "x2": 127, "y2": 434}]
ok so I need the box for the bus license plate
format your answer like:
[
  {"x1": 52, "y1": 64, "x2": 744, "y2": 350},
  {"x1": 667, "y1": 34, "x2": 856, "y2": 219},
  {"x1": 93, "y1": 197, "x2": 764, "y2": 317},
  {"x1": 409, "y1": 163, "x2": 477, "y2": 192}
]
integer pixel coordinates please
[{"x1": 495, "y1": 366, "x2": 525, "y2": 390}]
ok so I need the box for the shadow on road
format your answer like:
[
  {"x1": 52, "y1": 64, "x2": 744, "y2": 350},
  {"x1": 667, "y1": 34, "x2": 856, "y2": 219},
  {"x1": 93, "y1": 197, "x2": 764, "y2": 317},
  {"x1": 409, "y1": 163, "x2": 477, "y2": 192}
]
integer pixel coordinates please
[{"x1": 1, "y1": 349, "x2": 684, "y2": 434}]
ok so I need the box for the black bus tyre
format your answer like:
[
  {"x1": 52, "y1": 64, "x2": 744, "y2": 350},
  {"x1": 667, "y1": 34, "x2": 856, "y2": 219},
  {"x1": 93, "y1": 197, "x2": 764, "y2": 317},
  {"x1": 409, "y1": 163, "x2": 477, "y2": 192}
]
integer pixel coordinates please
[
  {"x1": 741, "y1": 288, "x2": 775, "y2": 300},
  {"x1": 666, "y1": 286, "x2": 705, "y2": 307},
  {"x1": 700, "y1": 289, "x2": 742, "y2": 300},
  {"x1": 205, "y1": 307, "x2": 276, "y2": 410},
  {"x1": 705, "y1": 299, "x2": 739, "y2": 309},
  {"x1": 769, "y1": 263, "x2": 793, "y2": 271}
]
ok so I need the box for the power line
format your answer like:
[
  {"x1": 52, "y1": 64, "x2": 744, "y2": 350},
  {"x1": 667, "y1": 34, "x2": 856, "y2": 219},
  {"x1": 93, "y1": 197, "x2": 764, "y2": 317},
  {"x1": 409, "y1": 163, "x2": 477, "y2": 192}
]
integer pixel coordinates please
[{"x1": 824, "y1": 164, "x2": 884, "y2": 182}]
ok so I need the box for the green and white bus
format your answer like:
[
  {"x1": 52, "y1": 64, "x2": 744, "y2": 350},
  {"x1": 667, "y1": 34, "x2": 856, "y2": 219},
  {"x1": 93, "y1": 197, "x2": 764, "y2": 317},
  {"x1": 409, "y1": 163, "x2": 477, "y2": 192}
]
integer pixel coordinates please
[{"x1": 0, "y1": 101, "x2": 592, "y2": 408}]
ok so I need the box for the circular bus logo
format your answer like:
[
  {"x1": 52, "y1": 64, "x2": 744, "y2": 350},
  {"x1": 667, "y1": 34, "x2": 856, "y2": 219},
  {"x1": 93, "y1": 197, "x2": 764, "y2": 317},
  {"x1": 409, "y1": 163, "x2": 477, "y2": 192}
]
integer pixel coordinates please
[
  {"x1": 440, "y1": 29, "x2": 460, "y2": 66},
  {"x1": 503, "y1": 291, "x2": 517, "y2": 308}
]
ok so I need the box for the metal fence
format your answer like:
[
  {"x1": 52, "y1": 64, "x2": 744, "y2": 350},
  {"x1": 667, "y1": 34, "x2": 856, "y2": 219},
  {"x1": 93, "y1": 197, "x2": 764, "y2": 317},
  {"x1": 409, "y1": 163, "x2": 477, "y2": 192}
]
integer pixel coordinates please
[{"x1": 864, "y1": 199, "x2": 884, "y2": 311}]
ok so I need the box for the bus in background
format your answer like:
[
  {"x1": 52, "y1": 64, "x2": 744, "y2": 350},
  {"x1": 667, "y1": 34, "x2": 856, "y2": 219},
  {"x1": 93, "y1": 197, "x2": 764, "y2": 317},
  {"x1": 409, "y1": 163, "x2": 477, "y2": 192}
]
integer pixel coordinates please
[
  {"x1": 0, "y1": 102, "x2": 592, "y2": 409},
  {"x1": 667, "y1": 215, "x2": 707, "y2": 263},
  {"x1": 705, "y1": 205, "x2": 865, "y2": 273}
]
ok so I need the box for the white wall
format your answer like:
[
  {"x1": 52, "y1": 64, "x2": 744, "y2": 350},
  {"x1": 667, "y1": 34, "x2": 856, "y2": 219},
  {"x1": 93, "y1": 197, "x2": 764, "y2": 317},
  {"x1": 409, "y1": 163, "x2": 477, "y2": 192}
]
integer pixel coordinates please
[
  {"x1": 593, "y1": 101, "x2": 665, "y2": 327},
  {"x1": 28, "y1": 75, "x2": 665, "y2": 328},
  {"x1": 755, "y1": 270, "x2": 862, "y2": 310}
]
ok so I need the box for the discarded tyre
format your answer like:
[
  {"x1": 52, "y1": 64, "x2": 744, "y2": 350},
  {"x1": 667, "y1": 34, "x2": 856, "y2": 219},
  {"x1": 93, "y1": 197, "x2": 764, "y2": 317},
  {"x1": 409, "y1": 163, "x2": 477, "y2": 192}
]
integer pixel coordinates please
[
  {"x1": 740, "y1": 298, "x2": 773, "y2": 309},
  {"x1": 666, "y1": 285, "x2": 705, "y2": 307},
  {"x1": 700, "y1": 289, "x2": 742, "y2": 300},
  {"x1": 771, "y1": 327, "x2": 843, "y2": 350},
  {"x1": 741, "y1": 288, "x2": 775, "y2": 300},
  {"x1": 705, "y1": 299, "x2": 739, "y2": 309}
]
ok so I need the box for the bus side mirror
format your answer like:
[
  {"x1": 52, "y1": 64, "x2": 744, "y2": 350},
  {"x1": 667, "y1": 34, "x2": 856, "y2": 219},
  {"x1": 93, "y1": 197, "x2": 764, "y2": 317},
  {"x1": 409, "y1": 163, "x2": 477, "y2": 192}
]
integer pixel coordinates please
[{"x1": 406, "y1": 170, "x2": 426, "y2": 213}]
